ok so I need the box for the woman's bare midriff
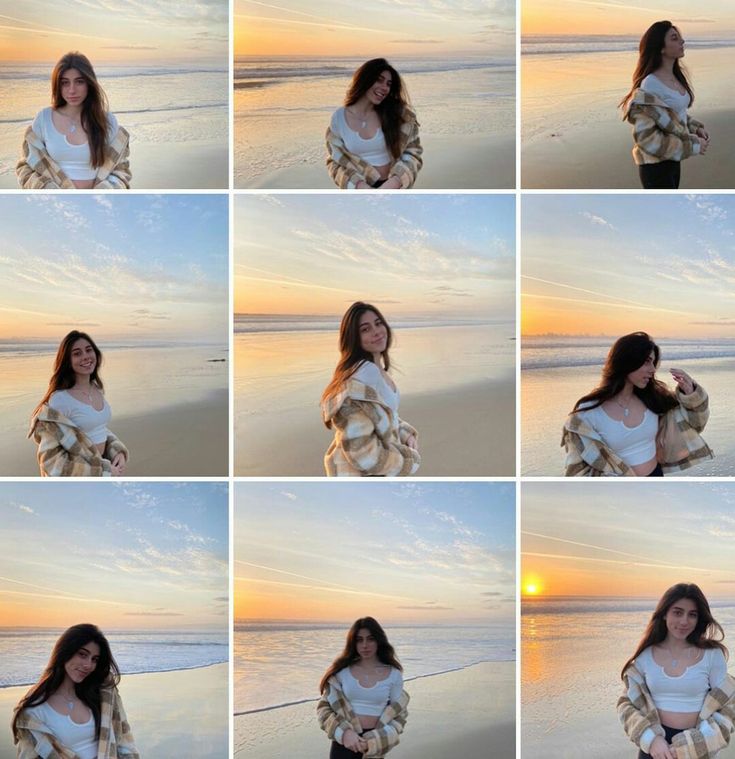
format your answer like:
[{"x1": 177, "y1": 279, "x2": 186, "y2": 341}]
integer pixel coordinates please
[
  {"x1": 374, "y1": 163, "x2": 391, "y2": 180},
  {"x1": 72, "y1": 179, "x2": 95, "y2": 189},
  {"x1": 356, "y1": 714, "x2": 379, "y2": 731},
  {"x1": 657, "y1": 710, "x2": 699, "y2": 730},
  {"x1": 95, "y1": 442, "x2": 105, "y2": 455},
  {"x1": 632, "y1": 457, "x2": 658, "y2": 476}
]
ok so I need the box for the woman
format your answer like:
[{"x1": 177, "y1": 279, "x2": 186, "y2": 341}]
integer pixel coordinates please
[
  {"x1": 317, "y1": 617, "x2": 409, "y2": 758},
  {"x1": 12, "y1": 623, "x2": 139, "y2": 758},
  {"x1": 562, "y1": 332, "x2": 712, "y2": 476},
  {"x1": 17, "y1": 51, "x2": 131, "y2": 189},
  {"x1": 326, "y1": 58, "x2": 422, "y2": 190},
  {"x1": 29, "y1": 330, "x2": 128, "y2": 477},
  {"x1": 620, "y1": 21, "x2": 709, "y2": 189},
  {"x1": 619, "y1": 583, "x2": 735, "y2": 759},
  {"x1": 321, "y1": 302, "x2": 420, "y2": 477}
]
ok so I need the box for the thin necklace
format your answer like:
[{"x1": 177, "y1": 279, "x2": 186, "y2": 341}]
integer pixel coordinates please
[
  {"x1": 77, "y1": 384, "x2": 95, "y2": 402},
  {"x1": 614, "y1": 394, "x2": 633, "y2": 418},
  {"x1": 347, "y1": 107, "x2": 369, "y2": 129},
  {"x1": 664, "y1": 644, "x2": 692, "y2": 668}
]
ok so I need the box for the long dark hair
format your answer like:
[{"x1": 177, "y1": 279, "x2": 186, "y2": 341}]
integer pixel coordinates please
[
  {"x1": 621, "y1": 583, "x2": 728, "y2": 680},
  {"x1": 321, "y1": 302, "x2": 392, "y2": 418},
  {"x1": 345, "y1": 58, "x2": 412, "y2": 161},
  {"x1": 12, "y1": 624, "x2": 120, "y2": 741},
  {"x1": 620, "y1": 21, "x2": 694, "y2": 113},
  {"x1": 32, "y1": 330, "x2": 105, "y2": 418},
  {"x1": 572, "y1": 332, "x2": 678, "y2": 415},
  {"x1": 51, "y1": 52, "x2": 110, "y2": 168},
  {"x1": 319, "y1": 617, "x2": 402, "y2": 693}
]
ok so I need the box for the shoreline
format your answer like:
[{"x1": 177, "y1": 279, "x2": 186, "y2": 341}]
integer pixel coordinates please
[
  {"x1": 0, "y1": 662, "x2": 228, "y2": 758},
  {"x1": 235, "y1": 660, "x2": 515, "y2": 759},
  {"x1": 235, "y1": 376, "x2": 516, "y2": 477},
  {"x1": 238, "y1": 133, "x2": 515, "y2": 190}
]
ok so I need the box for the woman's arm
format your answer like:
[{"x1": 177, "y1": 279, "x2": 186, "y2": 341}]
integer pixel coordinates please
[
  {"x1": 325, "y1": 125, "x2": 379, "y2": 189},
  {"x1": 673, "y1": 378, "x2": 709, "y2": 433},
  {"x1": 628, "y1": 100, "x2": 703, "y2": 161},
  {"x1": 316, "y1": 689, "x2": 360, "y2": 744},
  {"x1": 387, "y1": 117, "x2": 423, "y2": 189},
  {"x1": 617, "y1": 669, "x2": 666, "y2": 754},
  {"x1": 360, "y1": 690, "x2": 410, "y2": 758},
  {"x1": 104, "y1": 434, "x2": 129, "y2": 476},
  {"x1": 95, "y1": 125, "x2": 132, "y2": 190},
  {"x1": 16, "y1": 126, "x2": 65, "y2": 189},
  {"x1": 110, "y1": 688, "x2": 139, "y2": 758},
  {"x1": 330, "y1": 400, "x2": 420, "y2": 476}
]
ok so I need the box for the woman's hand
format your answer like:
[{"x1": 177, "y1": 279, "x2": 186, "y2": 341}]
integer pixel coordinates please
[
  {"x1": 355, "y1": 180, "x2": 371, "y2": 190},
  {"x1": 696, "y1": 126, "x2": 710, "y2": 142},
  {"x1": 343, "y1": 729, "x2": 364, "y2": 752},
  {"x1": 110, "y1": 453, "x2": 127, "y2": 476},
  {"x1": 670, "y1": 367, "x2": 695, "y2": 395},
  {"x1": 649, "y1": 735, "x2": 676, "y2": 759},
  {"x1": 356, "y1": 736, "x2": 368, "y2": 753},
  {"x1": 405, "y1": 434, "x2": 418, "y2": 451},
  {"x1": 381, "y1": 176, "x2": 402, "y2": 190}
]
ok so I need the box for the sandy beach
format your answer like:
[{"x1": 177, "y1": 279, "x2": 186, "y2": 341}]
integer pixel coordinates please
[
  {"x1": 245, "y1": 133, "x2": 515, "y2": 190},
  {"x1": 522, "y1": 44, "x2": 735, "y2": 189},
  {"x1": 234, "y1": 661, "x2": 515, "y2": 759},
  {"x1": 5, "y1": 391, "x2": 228, "y2": 477},
  {"x1": 0, "y1": 140, "x2": 228, "y2": 190},
  {"x1": 236, "y1": 377, "x2": 515, "y2": 477},
  {"x1": 0, "y1": 662, "x2": 228, "y2": 759}
]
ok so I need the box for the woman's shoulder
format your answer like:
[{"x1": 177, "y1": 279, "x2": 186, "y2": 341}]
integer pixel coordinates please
[
  {"x1": 48, "y1": 389, "x2": 71, "y2": 407},
  {"x1": 329, "y1": 107, "x2": 346, "y2": 131},
  {"x1": 31, "y1": 107, "x2": 52, "y2": 135},
  {"x1": 353, "y1": 360, "x2": 381, "y2": 384}
]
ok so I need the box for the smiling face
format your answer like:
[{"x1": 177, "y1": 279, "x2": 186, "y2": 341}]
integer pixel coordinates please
[
  {"x1": 662, "y1": 26, "x2": 685, "y2": 60},
  {"x1": 355, "y1": 627, "x2": 378, "y2": 661},
  {"x1": 367, "y1": 70, "x2": 392, "y2": 106},
  {"x1": 64, "y1": 641, "x2": 100, "y2": 684},
  {"x1": 664, "y1": 597, "x2": 698, "y2": 641},
  {"x1": 358, "y1": 310, "x2": 388, "y2": 355},
  {"x1": 627, "y1": 350, "x2": 656, "y2": 389},
  {"x1": 69, "y1": 337, "x2": 97, "y2": 378},
  {"x1": 60, "y1": 67, "x2": 88, "y2": 107}
]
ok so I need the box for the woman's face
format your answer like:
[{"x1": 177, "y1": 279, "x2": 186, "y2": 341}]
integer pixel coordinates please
[
  {"x1": 367, "y1": 70, "x2": 392, "y2": 106},
  {"x1": 355, "y1": 627, "x2": 378, "y2": 661},
  {"x1": 626, "y1": 350, "x2": 656, "y2": 389},
  {"x1": 358, "y1": 311, "x2": 388, "y2": 355},
  {"x1": 664, "y1": 597, "x2": 698, "y2": 641},
  {"x1": 69, "y1": 338, "x2": 97, "y2": 377},
  {"x1": 661, "y1": 27, "x2": 685, "y2": 59},
  {"x1": 64, "y1": 641, "x2": 100, "y2": 684},
  {"x1": 60, "y1": 67, "x2": 88, "y2": 107}
]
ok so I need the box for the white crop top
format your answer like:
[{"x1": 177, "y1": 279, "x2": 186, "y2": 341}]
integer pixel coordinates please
[
  {"x1": 578, "y1": 404, "x2": 658, "y2": 467},
  {"x1": 637, "y1": 646, "x2": 728, "y2": 713},
  {"x1": 25, "y1": 702, "x2": 97, "y2": 759},
  {"x1": 331, "y1": 107, "x2": 392, "y2": 166},
  {"x1": 336, "y1": 666, "x2": 403, "y2": 717},
  {"x1": 641, "y1": 74, "x2": 691, "y2": 124},
  {"x1": 31, "y1": 108, "x2": 119, "y2": 180},
  {"x1": 353, "y1": 361, "x2": 399, "y2": 413},
  {"x1": 48, "y1": 389, "x2": 111, "y2": 444}
]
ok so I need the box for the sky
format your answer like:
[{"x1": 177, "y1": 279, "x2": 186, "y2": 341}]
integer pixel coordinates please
[
  {"x1": 234, "y1": 481, "x2": 516, "y2": 624},
  {"x1": 522, "y1": 0, "x2": 735, "y2": 37},
  {"x1": 234, "y1": 193, "x2": 516, "y2": 321},
  {"x1": 0, "y1": 0, "x2": 228, "y2": 63},
  {"x1": 234, "y1": 0, "x2": 515, "y2": 57},
  {"x1": 0, "y1": 194, "x2": 228, "y2": 344},
  {"x1": 521, "y1": 194, "x2": 735, "y2": 338},
  {"x1": 0, "y1": 482, "x2": 228, "y2": 629},
  {"x1": 522, "y1": 482, "x2": 735, "y2": 599}
]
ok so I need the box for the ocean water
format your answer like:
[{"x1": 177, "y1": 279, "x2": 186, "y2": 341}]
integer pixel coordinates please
[
  {"x1": 234, "y1": 319, "x2": 515, "y2": 416},
  {"x1": 522, "y1": 597, "x2": 735, "y2": 756},
  {"x1": 0, "y1": 628, "x2": 229, "y2": 689},
  {"x1": 233, "y1": 55, "x2": 515, "y2": 186},
  {"x1": 521, "y1": 41, "x2": 735, "y2": 145},
  {"x1": 521, "y1": 336, "x2": 735, "y2": 476},
  {"x1": 234, "y1": 622, "x2": 515, "y2": 714},
  {"x1": 0, "y1": 62, "x2": 228, "y2": 179}
]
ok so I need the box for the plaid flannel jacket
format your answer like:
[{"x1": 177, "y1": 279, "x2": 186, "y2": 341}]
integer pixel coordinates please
[
  {"x1": 14, "y1": 686, "x2": 139, "y2": 759},
  {"x1": 17, "y1": 124, "x2": 132, "y2": 189},
  {"x1": 619, "y1": 663, "x2": 735, "y2": 758},
  {"x1": 322, "y1": 375, "x2": 420, "y2": 477},
  {"x1": 624, "y1": 89, "x2": 704, "y2": 165},
  {"x1": 562, "y1": 383, "x2": 713, "y2": 476},
  {"x1": 29, "y1": 405, "x2": 129, "y2": 477},
  {"x1": 317, "y1": 675, "x2": 410, "y2": 758},
  {"x1": 325, "y1": 108, "x2": 423, "y2": 189}
]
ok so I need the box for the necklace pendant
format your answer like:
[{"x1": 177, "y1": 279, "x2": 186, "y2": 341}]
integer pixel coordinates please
[
  {"x1": 623, "y1": 408, "x2": 629, "y2": 417},
  {"x1": 69, "y1": 124, "x2": 76, "y2": 134}
]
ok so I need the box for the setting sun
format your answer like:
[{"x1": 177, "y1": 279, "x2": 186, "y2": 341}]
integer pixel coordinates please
[{"x1": 523, "y1": 576, "x2": 543, "y2": 596}]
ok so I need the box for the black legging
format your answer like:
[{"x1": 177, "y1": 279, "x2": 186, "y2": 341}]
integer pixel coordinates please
[
  {"x1": 330, "y1": 741, "x2": 363, "y2": 758},
  {"x1": 637, "y1": 725, "x2": 684, "y2": 758},
  {"x1": 647, "y1": 463, "x2": 664, "y2": 477},
  {"x1": 638, "y1": 160, "x2": 681, "y2": 189}
]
